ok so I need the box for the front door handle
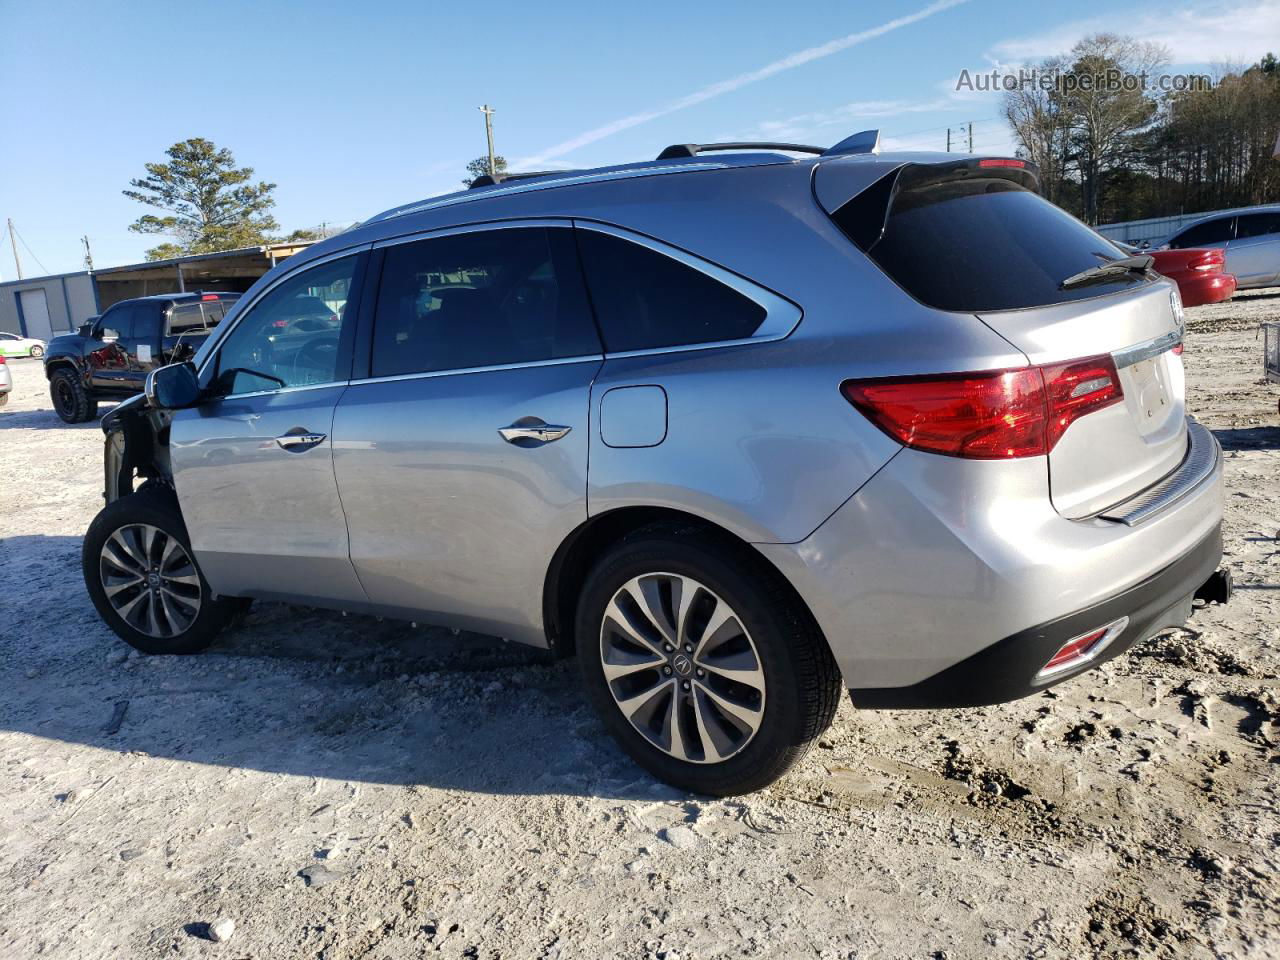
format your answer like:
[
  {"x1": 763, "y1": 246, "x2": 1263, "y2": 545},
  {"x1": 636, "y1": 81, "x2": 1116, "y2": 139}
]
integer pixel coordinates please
[
  {"x1": 276, "y1": 430, "x2": 327, "y2": 452},
  {"x1": 499, "y1": 419, "x2": 572, "y2": 446}
]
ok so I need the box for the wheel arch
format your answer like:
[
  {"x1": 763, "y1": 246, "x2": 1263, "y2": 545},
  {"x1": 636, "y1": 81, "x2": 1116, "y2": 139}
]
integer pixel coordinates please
[
  {"x1": 542, "y1": 505, "x2": 829, "y2": 661},
  {"x1": 44, "y1": 357, "x2": 80, "y2": 381}
]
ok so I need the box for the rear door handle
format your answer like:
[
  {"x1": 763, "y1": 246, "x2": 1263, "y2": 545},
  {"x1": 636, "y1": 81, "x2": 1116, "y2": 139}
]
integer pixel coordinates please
[
  {"x1": 499, "y1": 420, "x2": 572, "y2": 445},
  {"x1": 276, "y1": 430, "x2": 327, "y2": 452}
]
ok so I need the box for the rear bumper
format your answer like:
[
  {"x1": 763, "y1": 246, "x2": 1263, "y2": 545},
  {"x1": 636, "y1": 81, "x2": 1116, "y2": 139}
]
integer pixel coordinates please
[
  {"x1": 847, "y1": 524, "x2": 1222, "y2": 708},
  {"x1": 1175, "y1": 272, "x2": 1236, "y2": 307},
  {"x1": 755, "y1": 417, "x2": 1225, "y2": 700}
]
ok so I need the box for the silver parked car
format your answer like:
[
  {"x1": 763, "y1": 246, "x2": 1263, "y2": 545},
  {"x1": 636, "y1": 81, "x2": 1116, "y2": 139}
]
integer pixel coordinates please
[
  {"x1": 83, "y1": 135, "x2": 1228, "y2": 795},
  {"x1": 1156, "y1": 204, "x2": 1280, "y2": 289}
]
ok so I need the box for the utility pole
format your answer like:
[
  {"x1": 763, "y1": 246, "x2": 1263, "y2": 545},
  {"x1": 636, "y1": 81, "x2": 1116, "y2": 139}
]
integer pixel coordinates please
[
  {"x1": 479, "y1": 104, "x2": 497, "y2": 176},
  {"x1": 7, "y1": 219, "x2": 22, "y2": 280},
  {"x1": 968, "y1": 122, "x2": 974, "y2": 153},
  {"x1": 82, "y1": 235, "x2": 95, "y2": 272},
  {"x1": 946, "y1": 127, "x2": 952, "y2": 152}
]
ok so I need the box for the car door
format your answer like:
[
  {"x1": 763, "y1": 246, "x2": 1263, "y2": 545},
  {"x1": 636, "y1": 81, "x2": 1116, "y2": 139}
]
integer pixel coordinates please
[
  {"x1": 89, "y1": 302, "x2": 138, "y2": 392},
  {"x1": 332, "y1": 223, "x2": 603, "y2": 643},
  {"x1": 169, "y1": 251, "x2": 371, "y2": 605},
  {"x1": 1227, "y1": 212, "x2": 1280, "y2": 287}
]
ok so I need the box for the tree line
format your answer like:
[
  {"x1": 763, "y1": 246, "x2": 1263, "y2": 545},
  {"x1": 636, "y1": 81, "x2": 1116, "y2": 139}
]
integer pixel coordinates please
[{"x1": 1004, "y1": 35, "x2": 1280, "y2": 225}]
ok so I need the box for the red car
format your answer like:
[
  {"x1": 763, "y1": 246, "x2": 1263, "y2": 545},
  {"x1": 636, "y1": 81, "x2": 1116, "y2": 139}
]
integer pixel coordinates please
[{"x1": 1126, "y1": 245, "x2": 1237, "y2": 307}]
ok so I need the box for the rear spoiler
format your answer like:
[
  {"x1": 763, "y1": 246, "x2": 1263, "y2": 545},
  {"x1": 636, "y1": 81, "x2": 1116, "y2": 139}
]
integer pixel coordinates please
[{"x1": 814, "y1": 155, "x2": 1040, "y2": 220}]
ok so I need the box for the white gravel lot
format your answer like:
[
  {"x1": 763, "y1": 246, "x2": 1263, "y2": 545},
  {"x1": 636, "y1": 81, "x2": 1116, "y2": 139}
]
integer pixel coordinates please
[{"x1": 1, "y1": 291, "x2": 1278, "y2": 959}]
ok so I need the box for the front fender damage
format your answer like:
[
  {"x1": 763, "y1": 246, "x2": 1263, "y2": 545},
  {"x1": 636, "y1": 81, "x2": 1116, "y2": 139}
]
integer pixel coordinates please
[{"x1": 102, "y1": 394, "x2": 174, "y2": 503}]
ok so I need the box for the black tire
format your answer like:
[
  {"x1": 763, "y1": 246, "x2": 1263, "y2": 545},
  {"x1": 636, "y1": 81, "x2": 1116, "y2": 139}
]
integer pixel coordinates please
[
  {"x1": 50, "y1": 368, "x2": 98, "y2": 423},
  {"x1": 576, "y1": 525, "x2": 842, "y2": 796},
  {"x1": 83, "y1": 489, "x2": 242, "y2": 655}
]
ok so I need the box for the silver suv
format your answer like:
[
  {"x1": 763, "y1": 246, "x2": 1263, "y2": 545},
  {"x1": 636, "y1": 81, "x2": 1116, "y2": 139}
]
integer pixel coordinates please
[{"x1": 84, "y1": 135, "x2": 1227, "y2": 795}]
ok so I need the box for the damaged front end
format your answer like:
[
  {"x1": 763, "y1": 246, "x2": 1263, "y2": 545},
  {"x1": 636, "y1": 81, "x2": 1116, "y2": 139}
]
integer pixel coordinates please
[{"x1": 102, "y1": 394, "x2": 176, "y2": 503}]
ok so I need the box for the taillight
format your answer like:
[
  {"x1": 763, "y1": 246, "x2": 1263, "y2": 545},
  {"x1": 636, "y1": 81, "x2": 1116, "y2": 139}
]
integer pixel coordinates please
[
  {"x1": 1172, "y1": 343, "x2": 1184, "y2": 356},
  {"x1": 272, "y1": 319, "x2": 289, "y2": 328},
  {"x1": 0, "y1": 354, "x2": 6, "y2": 365},
  {"x1": 1187, "y1": 250, "x2": 1223, "y2": 272},
  {"x1": 977, "y1": 157, "x2": 1025, "y2": 168},
  {"x1": 201, "y1": 293, "x2": 220, "y2": 301},
  {"x1": 842, "y1": 354, "x2": 1123, "y2": 460}
]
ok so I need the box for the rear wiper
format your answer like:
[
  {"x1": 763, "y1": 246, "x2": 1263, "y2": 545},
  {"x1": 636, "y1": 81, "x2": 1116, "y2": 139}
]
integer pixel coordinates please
[{"x1": 1059, "y1": 254, "x2": 1154, "y2": 290}]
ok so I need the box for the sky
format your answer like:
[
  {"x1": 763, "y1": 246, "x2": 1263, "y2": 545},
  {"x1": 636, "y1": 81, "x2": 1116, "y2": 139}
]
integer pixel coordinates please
[{"x1": 1, "y1": 0, "x2": 1276, "y2": 277}]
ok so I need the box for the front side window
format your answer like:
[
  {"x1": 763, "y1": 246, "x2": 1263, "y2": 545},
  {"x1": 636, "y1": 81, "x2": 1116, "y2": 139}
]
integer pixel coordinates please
[
  {"x1": 211, "y1": 256, "x2": 358, "y2": 395},
  {"x1": 575, "y1": 230, "x2": 767, "y2": 352},
  {"x1": 99, "y1": 303, "x2": 137, "y2": 339},
  {"x1": 371, "y1": 227, "x2": 599, "y2": 378},
  {"x1": 1170, "y1": 217, "x2": 1235, "y2": 248}
]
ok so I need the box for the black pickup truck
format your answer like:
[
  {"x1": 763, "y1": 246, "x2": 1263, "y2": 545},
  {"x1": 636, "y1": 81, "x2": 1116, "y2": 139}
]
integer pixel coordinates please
[{"x1": 43, "y1": 292, "x2": 239, "y2": 423}]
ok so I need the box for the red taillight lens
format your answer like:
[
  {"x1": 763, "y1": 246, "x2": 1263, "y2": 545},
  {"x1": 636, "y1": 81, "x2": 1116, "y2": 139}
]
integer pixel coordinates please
[
  {"x1": 842, "y1": 354, "x2": 1123, "y2": 460},
  {"x1": 0, "y1": 354, "x2": 6, "y2": 364},
  {"x1": 1172, "y1": 343, "x2": 1184, "y2": 356},
  {"x1": 1041, "y1": 355, "x2": 1124, "y2": 450},
  {"x1": 201, "y1": 293, "x2": 220, "y2": 301},
  {"x1": 842, "y1": 368, "x2": 1046, "y2": 459},
  {"x1": 1188, "y1": 249, "x2": 1224, "y2": 272},
  {"x1": 271, "y1": 319, "x2": 289, "y2": 328}
]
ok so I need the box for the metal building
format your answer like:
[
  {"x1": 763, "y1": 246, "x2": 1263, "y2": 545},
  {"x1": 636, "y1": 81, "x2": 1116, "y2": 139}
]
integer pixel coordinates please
[{"x1": 0, "y1": 242, "x2": 313, "y2": 341}]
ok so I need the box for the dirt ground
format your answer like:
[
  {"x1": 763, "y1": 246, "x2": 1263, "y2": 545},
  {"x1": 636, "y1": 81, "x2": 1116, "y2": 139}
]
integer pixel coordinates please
[{"x1": 1, "y1": 291, "x2": 1278, "y2": 960}]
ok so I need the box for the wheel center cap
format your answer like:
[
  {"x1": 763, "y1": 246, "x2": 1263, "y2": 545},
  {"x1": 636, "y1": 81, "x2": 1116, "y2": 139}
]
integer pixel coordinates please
[
  {"x1": 147, "y1": 572, "x2": 162, "y2": 588},
  {"x1": 672, "y1": 654, "x2": 693, "y2": 677}
]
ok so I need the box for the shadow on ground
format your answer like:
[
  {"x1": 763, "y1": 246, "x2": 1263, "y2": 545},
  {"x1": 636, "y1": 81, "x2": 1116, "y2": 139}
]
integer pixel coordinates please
[
  {"x1": 1214, "y1": 425, "x2": 1280, "y2": 451},
  {"x1": 0, "y1": 534, "x2": 665, "y2": 801}
]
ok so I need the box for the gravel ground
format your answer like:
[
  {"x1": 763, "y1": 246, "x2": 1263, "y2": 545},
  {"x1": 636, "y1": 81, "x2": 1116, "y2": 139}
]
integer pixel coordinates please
[{"x1": 1, "y1": 291, "x2": 1278, "y2": 960}]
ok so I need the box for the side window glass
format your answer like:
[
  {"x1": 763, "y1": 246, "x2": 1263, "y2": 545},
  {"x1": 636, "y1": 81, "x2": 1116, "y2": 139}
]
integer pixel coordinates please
[
  {"x1": 168, "y1": 303, "x2": 206, "y2": 334},
  {"x1": 574, "y1": 230, "x2": 766, "y2": 352},
  {"x1": 1236, "y1": 213, "x2": 1280, "y2": 239},
  {"x1": 102, "y1": 304, "x2": 135, "y2": 339},
  {"x1": 213, "y1": 256, "x2": 358, "y2": 395},
  {"x1": 1170, "y1": 218, "x2": 1234, "y2": 248},
  {"x1": 371, "y1": 227, "x2": 599, "y2": 378}
]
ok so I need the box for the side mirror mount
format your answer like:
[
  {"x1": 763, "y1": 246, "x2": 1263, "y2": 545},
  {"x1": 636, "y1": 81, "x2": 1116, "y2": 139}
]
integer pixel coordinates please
[{"x1": 145, "y1": 361, "x2": 201, "y2": 410}]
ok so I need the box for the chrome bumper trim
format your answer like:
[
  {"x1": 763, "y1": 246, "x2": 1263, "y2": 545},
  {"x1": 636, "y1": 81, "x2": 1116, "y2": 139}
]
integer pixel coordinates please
[{"x1": 1100, "y1": 420, "x2": 1219, "y2": 527}]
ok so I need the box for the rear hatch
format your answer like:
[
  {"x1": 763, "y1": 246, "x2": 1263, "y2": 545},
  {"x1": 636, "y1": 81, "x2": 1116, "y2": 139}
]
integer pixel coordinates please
[{"x1": 819, "y1": 156, "x2": 1187, "y2": 517}]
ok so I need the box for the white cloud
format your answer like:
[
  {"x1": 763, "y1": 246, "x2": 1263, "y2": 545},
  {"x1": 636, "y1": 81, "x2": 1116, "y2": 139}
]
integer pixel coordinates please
[
  {"x1": 513, "y1": 0, "x2": 971, "y2": 169},
  {"x1": 988, "y1": 0, "x2": 1280, "y2": 66}
]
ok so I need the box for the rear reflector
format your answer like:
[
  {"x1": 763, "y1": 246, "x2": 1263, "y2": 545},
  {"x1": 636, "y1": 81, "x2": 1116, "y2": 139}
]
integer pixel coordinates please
[
  {"x1": 1037, "y1": 616, "x2": 1129, "y2": 679},
  {"x1": 842, "y1": 354, "x2": 1123, "y2": 459}
]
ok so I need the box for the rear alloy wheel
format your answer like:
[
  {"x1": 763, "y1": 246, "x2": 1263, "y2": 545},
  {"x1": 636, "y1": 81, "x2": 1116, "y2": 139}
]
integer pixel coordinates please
[
  {"x1": 599, "y1": 573, "x2": 766, "y2": 764},
  {"x1": 29, "y1": 344, "x2": 44, "y2": 358},
  {"x1": 83, "y1": 489, "x2": 244, "y2": 655},
  {"x1": 578, "y1": 527, "x2": 841, "y2": 796}
]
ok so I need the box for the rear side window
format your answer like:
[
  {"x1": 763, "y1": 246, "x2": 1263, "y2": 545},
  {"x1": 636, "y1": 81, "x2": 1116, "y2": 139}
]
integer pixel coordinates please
[
  {"x1": 575, "y1": 230, "x2": 767, "y2": 352},
  {"x1": 167, "y1": 302, "x2": 206, "y2": 334},
  {"x1": 1235, "y1": 212, "x2": 1280, "y2": 239},
  {"x1": 830, "y1": 165, "x2": 1150, "y2": 312},
  {"x1": 371, "y1": 227, "x2": 600, "y2": 377},
  {"x1": 1170, "y1": 217, "x2": 1235, "y2": 248}
]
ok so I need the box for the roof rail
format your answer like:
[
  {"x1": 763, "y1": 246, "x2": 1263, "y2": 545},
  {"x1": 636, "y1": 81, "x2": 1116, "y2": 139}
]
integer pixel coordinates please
[
  {"x1": 822, "y1": 129, "x2": 881, "y2": 157},
  {"x1": 656, "y1": 141, "x2": 824, "y2": 160},
  {"x1": 468, "y1": 169, "x2": 585, "y2": 189}
]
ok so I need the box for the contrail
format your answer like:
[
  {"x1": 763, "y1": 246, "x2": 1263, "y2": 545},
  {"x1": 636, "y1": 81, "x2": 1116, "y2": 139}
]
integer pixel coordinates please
[{"x1": 515, "y1": 0, "x2": 970, "y2": 168}]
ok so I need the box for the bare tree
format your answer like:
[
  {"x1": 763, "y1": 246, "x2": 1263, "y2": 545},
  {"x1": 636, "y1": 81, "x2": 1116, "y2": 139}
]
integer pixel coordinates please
[
  {"x1": 1061, "y1": 35, "x2": 1169, "y2": 223},
  {"x1": 1003, "y1": 55, "x2": 1073, "y2": 207}
]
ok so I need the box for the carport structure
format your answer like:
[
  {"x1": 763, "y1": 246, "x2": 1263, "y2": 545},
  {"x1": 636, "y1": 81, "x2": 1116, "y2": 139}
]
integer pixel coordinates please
[{"x1": 0, "y1": 242, "x2": 313, "y2": 341}]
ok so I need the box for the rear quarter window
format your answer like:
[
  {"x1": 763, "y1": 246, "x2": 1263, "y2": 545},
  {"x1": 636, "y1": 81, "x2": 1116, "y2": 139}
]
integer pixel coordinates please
[
  {"x1": 830, "y1": 164, "x2": 1151, "y2": 312},
  {"x1": 574, "y1": 230, "x2": 767, "y2": 352}
]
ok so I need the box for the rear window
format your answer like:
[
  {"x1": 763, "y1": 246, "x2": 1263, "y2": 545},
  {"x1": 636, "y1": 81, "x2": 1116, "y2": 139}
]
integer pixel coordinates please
[
  {"x1": 1170, "y1": 217, "x2": 1235, "y2": 248},
  {"x1": 831, "y1": 164, "x2": 1150, "y2": 312}
]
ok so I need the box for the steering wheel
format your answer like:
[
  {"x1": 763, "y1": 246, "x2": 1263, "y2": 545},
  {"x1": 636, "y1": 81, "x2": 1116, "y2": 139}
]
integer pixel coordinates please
[{"x1": 289, "y1": 335, "x2": 340, "y2": 384}]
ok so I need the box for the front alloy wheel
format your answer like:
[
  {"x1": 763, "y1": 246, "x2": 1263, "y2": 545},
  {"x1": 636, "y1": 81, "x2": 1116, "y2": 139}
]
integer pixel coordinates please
[
  {"x1": 600, "y1": 573, "x2": 767, "y2": 764},
  {"x1": 99, "y1": 523, "x2": 202, "y2": 638}
]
